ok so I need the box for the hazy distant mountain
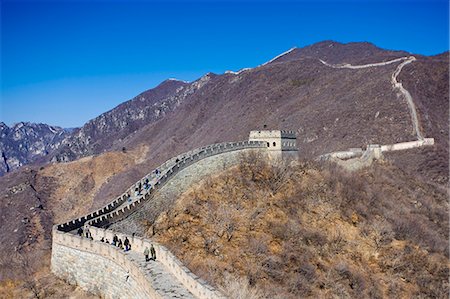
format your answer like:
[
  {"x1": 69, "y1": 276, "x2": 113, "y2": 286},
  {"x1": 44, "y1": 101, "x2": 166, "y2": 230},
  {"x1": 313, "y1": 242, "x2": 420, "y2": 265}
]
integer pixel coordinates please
[
  {"x1": 0, "y1": 122, "x2": 69, "y2": 175},
  {"x1": 51, "y1": 78, "x2": 193, "y2": 162}
]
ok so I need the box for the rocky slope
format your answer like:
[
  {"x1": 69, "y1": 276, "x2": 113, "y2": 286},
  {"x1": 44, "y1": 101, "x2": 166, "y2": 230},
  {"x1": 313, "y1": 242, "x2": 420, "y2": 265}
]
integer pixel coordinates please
[
  {"x1": 0, "y1": 122, "x2": 69, "y2": 176},
  {"x1": 152, "y1": 157, "x2": 449, "y2": 298}
]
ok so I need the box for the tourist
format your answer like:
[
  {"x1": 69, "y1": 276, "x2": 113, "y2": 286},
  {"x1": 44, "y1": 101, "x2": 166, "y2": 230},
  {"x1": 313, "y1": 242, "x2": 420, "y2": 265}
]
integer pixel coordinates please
[
  {"x1": 105, "y1": 239, "x2": 110, "y2": 244},
  {"x1": 85, "y1": 227, "x2": 90, "y2": 239},
  {"x1": 150, "y1": 244, "x2": 156, "y2": 261},
  {"x1": 127, "y1": 193, "x2": 132, "y2": 203},
  {"x1": 112, "y1": 234, "x2": 118, "y2": 246},
  {"x1": 124, "y1": 237, "x2": 130, "y2": 251},
  {"x1": 100, "y1": 237, "x2": 105, "y2": 242},
  {"x1": 77, "y1": 227, "x2": 83, "y2": 237},
  {"x1": 134, "y1": 188, "x2": 140, "y2": 197},
  {"x1": 143, "y1": 180, "x2": 150, "y2": 190},
  {"x1": 118, "y1": 239, "x2": 123, "y2": 249},
  {"x1": 144, "y1": 246, "x2": 150, "y2": 262}
]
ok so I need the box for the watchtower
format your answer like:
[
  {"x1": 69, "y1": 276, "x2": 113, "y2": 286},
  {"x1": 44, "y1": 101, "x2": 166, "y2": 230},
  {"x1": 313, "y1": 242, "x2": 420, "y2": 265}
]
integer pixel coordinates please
[{"x1": 248, "y1": 130, "x2": 298, "y2": 159}]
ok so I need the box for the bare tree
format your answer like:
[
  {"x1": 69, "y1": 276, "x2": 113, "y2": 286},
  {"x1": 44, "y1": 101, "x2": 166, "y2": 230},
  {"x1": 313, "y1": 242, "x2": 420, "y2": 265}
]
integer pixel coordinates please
[
  {"x1": 219, "y1": 272, "x2": 264, "y2": 299},
  {"x1": 16, "y1": 251, "x2": 41, "y2": 299}
]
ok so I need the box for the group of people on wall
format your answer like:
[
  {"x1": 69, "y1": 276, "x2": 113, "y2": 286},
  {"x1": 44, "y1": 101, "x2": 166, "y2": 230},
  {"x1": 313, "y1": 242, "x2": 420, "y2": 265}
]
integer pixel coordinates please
[
  {"x1": 76, "y1": 227, "x2": 156, "y2": 261},
  {"x1": 127, "y1": 170, "x2": 160, "y2": 203}
]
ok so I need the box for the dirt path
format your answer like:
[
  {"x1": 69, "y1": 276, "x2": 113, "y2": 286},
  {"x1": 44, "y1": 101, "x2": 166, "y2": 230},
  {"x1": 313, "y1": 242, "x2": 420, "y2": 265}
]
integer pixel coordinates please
[{"x1": 319, "y1": 56, "x2": 423, "y2": 140}]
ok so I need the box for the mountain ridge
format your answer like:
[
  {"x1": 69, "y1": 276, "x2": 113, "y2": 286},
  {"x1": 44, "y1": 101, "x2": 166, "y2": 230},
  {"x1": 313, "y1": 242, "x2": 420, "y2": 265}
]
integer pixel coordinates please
[{"x1": 0, "y1": 41, "x2": 447, "y2": 179}]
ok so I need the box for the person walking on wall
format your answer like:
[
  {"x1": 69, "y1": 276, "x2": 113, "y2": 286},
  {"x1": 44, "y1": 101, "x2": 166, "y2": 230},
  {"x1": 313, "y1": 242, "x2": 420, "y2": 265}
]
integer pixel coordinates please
[
  {"x1": 144, "y1": 246, "x2": 150, "y2": 262},
  {"x1": 77, "y1": 227, "x2": 83, "y2": 237},
  {"x1": 124, "y1": 237, "x2": 130, "y2": 251},
  {"x1": 112, "y1": 234, "x2": 118, "y2": 246},
  {"x1": 150, "y1": 244, "x2": 156, "y2": 261}
]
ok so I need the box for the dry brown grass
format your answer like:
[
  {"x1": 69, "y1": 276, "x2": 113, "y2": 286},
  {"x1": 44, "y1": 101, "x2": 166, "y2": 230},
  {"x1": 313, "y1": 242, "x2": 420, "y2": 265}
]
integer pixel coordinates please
[{"x1": 153, "y1": 153, "x2": 449, "y2": 298}]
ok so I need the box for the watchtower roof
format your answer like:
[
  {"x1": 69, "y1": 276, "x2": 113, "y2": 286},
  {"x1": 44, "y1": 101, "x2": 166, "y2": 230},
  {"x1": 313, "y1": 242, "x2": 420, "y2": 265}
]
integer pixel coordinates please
[{"x1": 249, "y1": 130, "x2": 296, "y2": 139}]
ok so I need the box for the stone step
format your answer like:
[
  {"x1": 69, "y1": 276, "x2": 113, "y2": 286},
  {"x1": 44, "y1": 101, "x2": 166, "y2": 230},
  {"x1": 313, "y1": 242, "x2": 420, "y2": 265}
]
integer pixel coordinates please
[{"x1": 125, "y1": 251, "x2": 196, "y2": 299}]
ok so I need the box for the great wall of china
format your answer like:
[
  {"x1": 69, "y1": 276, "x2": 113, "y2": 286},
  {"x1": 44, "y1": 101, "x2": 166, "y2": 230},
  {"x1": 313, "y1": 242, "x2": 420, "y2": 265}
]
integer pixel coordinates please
[
  {"x1": 51, "y1": 55, "x2": 436, "y2": 298},
  {"x1": 52, "y1": 131, "x2": 297, "y2": 299},
  {"x1": 318, "y1": 55, "x2": 434, "y2": 170}
]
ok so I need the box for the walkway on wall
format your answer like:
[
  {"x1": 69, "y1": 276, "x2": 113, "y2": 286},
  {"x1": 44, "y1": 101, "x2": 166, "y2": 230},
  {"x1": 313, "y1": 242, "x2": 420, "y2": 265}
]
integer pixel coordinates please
[
  {"x1": 125, "y1": 251, "x2": 196, "y2": 299},
  {"x1": 319, "y1": 56, "x2": 424, "y2": 140}
]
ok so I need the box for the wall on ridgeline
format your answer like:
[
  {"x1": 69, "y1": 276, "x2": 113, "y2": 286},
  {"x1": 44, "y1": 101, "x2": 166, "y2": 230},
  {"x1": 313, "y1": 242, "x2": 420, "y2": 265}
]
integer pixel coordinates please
[
  {"x1": 52, "y1": 141, "x2": 266, "y2": 299},
  {"x1": 319, "y1": 138, "x2": 435, "y2": 164},
  {"x1": 380, "y1": 138, "x2": 434, "y2": 152},
  {"x1": 109, "y1": 147, "x2": 264, "y2": 235}
]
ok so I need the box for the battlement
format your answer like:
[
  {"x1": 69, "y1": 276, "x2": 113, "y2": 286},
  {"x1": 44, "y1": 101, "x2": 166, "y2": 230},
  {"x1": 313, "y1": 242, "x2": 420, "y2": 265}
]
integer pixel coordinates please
[{"x1": 249, "y1": 130, "x2": 296, "y2": 139}]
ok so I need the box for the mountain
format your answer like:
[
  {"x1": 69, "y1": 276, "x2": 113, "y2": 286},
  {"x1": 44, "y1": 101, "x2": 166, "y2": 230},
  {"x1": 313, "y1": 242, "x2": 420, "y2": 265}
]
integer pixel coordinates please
[
  {"x1": 0, "y1": 122, "x2": 69, "y2": 176},
  {"x1": 3, "y1": 40, "x2": 447, "y2": 198},
  {"x1": 51, "y1": 78, "x2": 194, "y2": 162},
  {"x1": 93, "y1": 41, "x2": 447, "y2": 202},
  {"x1": 0, "y1": 41, "x2": 448, "y2": 297},
  {"x1": 6, "y1": 41, "x2": 447, "y2": 182},
  {"x1": 273, "y1": 40, "x2": 409, "y2": 65}
]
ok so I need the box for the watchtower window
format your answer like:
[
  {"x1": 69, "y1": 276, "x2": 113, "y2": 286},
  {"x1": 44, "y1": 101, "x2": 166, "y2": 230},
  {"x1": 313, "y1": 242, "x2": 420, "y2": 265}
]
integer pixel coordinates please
[
  {"x1": 273, "y1": 142, "x2": 276, "y2": 147},
  {"x1": 267, "y1": 142, "x2": 270, "y2": 147}
]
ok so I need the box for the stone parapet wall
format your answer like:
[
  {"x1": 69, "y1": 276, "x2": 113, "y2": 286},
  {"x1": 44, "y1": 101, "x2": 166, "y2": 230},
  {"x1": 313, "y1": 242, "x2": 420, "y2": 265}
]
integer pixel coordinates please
[
  {"x1": 321, "y1": 150, "x2": 364, "y2": 160},
  {"x1": 319, "y1": 138, "x2": 435, "y2": 163},
  {"x1": 52, "y1": 229, "x2": 160, "y2": 299},
  {"x1": 108, "y1": 147, "x2": 264, "y2": 235},
  {"x1": 57, "y1": 141, "x2": 266, "y2": 232},
  {"x1": 380, "y1": 138, "x2": 434, "y2": 152},
  {"x1": 88, "y1": 227, "x2": 225, "y2": 299},
  {"x1": 86, "y1": 141, "x2": 266, "y2": 228}
]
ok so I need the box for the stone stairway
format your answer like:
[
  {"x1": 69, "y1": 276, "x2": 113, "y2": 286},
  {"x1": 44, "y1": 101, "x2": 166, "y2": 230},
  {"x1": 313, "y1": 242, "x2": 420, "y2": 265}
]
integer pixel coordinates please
[{"x1": 125, "y1": 251, "x2": 196, "y2": 299}]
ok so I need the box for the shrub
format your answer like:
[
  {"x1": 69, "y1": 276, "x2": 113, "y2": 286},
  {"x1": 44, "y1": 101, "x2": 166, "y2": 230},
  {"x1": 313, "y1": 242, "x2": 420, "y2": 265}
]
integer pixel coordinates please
[{"x1": 220, "y1": 272, "x2": 264, "y2": 299}]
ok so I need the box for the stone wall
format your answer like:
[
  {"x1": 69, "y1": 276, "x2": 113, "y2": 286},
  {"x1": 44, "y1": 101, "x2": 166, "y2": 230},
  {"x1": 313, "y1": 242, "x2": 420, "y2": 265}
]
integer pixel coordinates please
[
  {"x1": 88, "y1": 227, "x2": 224, "y2": 299},
  {"x1": 380, "y1": 138, "x2": 434, "y2": 152},
  {"x1": 319, "y1": 138, "x2": 435, "y2": 163},
  {"x1": 52, "y1": 139, "x2": 268, "y2": 299},
  {"x1": 51, "y1": 229, "x2": 159, "y2": 299},
  {"x1": 109, "y1": 147, "x2": 264, "y2": 235}
]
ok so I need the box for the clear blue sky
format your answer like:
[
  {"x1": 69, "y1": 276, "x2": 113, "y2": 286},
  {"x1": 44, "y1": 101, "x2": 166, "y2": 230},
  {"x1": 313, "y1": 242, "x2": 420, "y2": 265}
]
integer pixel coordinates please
[{"x1": 1, "y1": 0, "x2": 448, "y2": 128}]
